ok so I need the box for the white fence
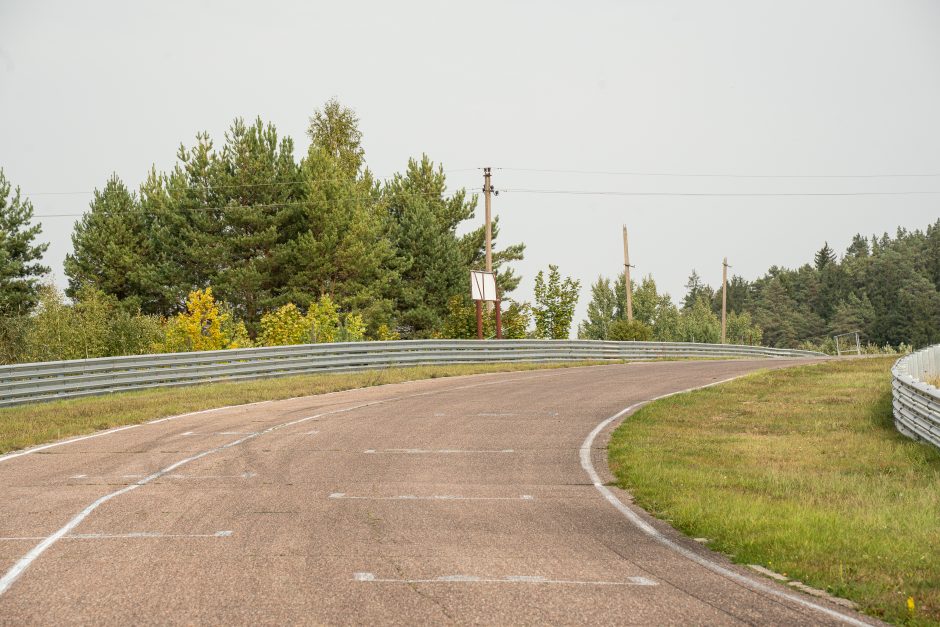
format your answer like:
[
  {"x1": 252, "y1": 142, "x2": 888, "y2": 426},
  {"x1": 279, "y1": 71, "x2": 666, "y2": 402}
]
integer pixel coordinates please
[
  {"x1": 0, "y1": 339, "x2": 824, "y2": 408},
  {"x1": 892, "y1": 345, "x2": 940, "y2": 449}
]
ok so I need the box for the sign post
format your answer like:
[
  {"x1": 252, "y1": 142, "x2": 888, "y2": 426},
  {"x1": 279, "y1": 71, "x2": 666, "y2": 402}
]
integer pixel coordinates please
[{"x1": 470, "y1": 270, "x2": 499, "y2": 340}]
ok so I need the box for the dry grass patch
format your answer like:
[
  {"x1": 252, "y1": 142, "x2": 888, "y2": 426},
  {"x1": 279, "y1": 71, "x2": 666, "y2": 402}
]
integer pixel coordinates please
[
  {"x1": 609, "y1": 357, "x2": 940, "y2": 626},
  {"x1": 0, "y1": 360, "x2": 614, "y2": 455}
]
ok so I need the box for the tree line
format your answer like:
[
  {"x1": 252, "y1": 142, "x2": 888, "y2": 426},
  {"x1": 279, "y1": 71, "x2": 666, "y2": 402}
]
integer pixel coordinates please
[
  {"x1": 1, "y1": 97, "x2": 936, "y2": 362},
  {"x1": 0, "y1": 100, "x2": 585, "y2": 363},
  {"x1": 579, "y1": 223, "x2": 940, "y2": 352}
]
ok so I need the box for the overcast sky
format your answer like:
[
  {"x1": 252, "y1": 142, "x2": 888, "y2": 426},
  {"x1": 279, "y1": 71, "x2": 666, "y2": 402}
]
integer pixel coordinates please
[{"x1": 2, "y1": 1, "x2": 939, "y2": 327}]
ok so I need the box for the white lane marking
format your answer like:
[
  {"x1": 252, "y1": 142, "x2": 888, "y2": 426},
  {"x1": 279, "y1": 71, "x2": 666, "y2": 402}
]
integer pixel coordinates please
[
  {"x1": 0, "y1": 430, "x2": 260, "y2": 596},
  {"x1": 0, "y1": 425, "x2": 142, "y2": 464},
  {"x1": 579, "y1": 375, "x2": 875, "y2": 627},
  {"x1": 362, "y1": 448, "x2": 514, "y2": 454},
  {"x1": 0, "y1": 371, "x2": 563, "y2": 597},
  {"x1": 66, "y1": 471, "x2": 256, "y2": 481},
  {"x1": 180, "y1": 431, "x2": 259, "y2": 436},
  {"x1": 351, "y1": 572, "x2": 656, "y2": 586},
  {"x1": 0, "y1": 530, "x2": 233, "y2": 541},
  {"x1": 0, "y1": 398, "x2": 278, "y2": 465},
  {"x1": 329, "y1": 492, "x2": 534, "y2": 501},
  {"x1": 0, "y1": 369, "x2": 569, "y2": 465}
]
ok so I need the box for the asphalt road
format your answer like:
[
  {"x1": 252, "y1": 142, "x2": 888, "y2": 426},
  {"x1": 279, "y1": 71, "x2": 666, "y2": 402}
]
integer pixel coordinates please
[{"x1": 0, "y1": 359, "x2": 879, "y2": 625}]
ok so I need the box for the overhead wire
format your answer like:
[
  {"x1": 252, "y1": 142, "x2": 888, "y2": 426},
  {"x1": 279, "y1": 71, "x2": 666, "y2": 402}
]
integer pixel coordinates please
[{"x1": 495, "y1": 167, "x2": 940, "y2": 179}]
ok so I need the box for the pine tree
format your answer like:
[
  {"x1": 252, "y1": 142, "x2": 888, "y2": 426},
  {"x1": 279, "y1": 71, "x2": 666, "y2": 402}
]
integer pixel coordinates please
[
  {"x1": 0, "y1": 169, "x2": 49, "y2": 315},
  {"x1": 277, "y1": 100, "x2": 397, "y2": 333},
  {"x1": 384, "y1": 156, "x2": 471, "y2": 337},
  {"x1": 64, "y1": 174, "x2": 149, "y2": 311},
  {"x1": 814, "y1": 241, "x2": 837, "y2": 270},
  {"x1": 682, "y1": 270, "x2": 713, "y2": 310}
]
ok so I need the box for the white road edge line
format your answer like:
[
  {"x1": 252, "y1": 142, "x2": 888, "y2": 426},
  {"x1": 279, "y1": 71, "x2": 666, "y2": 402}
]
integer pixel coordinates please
[
  {"x1": 0, "y1": 369, "x2": 564, "y2": 465},
  {"x1": 0, "y1": 531, "x2": 233, "y2": 541},
  {"x1": 0, "y1": 371, "x2": 562, "y2": 598},
  {"x1": 362, "y1": 448, "x2": 514, "y2": 454},
  {"x1": 0, "y1": 400, "x2": 274, "y2": 465},
  {"x1": 579, "y1": 374, "x2": 875, "y2": 627},
  {"x1": 351, "y1": 572, "x2": 656, "y2": 586},
  {"x1": 329, "y1": 493, "x2": 533, "y2": 501}
]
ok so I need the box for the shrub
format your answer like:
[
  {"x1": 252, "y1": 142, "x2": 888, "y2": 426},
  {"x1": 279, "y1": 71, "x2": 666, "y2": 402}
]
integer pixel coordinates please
[{"x1": 608, "y1": 319, "x2": 653, "y2": 341}]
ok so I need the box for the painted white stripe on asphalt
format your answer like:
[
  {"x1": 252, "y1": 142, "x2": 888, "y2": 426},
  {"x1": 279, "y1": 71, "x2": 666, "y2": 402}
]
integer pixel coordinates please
[
  {"x1": 351, "y1": 572, "x2": 657, "y2": 586},
  {"x1": 0, "y1": 398, "x2": 278, "y2": 465},
  {"x1": 66, "y1": 471, "x2": 256, "y2": 481},
  {"x1": 0, "y1": 531, "x2": 233, "y2": 541},
  {"x1": 0, "y1": 371, "x2": 564, "y2": 597},
  {"x1": 362, "y1": 448, "x2": 514, "y2": 454},
  {"x1": 0, "y1": 369, "x2": 572, "y2": 466},
  {"x1": 579, "y1": 375, "x2": 876, "y2": 627},
  {"x1": 329, "y1": 492, "x2": 534, "y2": 501},
  {"x1": 0, "y1": 431, "x2": 258, "y2": 596}
]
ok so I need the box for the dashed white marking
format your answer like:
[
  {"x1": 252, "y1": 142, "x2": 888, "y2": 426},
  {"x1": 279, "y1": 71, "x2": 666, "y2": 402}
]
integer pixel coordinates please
[
  {"x1": 350, "y1": 572, "x2": 656, "y2": 586},
  {"x1": 180, "y1": 431, "x2": 258, "y2": 436},
  {"x1": 0, "y1": 530, "x2": 233, "y2": 541},
  {"x1": 580, "y1": 374, "x2": 874, "y2": 627},
  {"x1": 362, "y1": 448, "x2": 514, "y2": 454},
  {"x1": 329, "y1": 492, "x2": 533, "y2": 501},
  {"x1": 0, "y1": 372, "x2": 561, "y2": 597},
  {"x1": 67, "y1": 471, "x2": 256, "y2": 481}
]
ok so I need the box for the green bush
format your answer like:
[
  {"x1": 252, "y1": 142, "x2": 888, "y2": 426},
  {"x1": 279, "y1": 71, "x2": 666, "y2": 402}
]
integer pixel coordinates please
[{"x1": 608, "y1": 319, "x2": 653, "y2": 341}]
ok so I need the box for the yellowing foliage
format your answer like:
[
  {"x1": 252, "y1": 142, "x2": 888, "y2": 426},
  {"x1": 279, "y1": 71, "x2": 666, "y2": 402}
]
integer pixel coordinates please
[
  {"x1": 306, "y1": 295, "x2": 339, "y2": 343},
  {"x1": 156, "y1": 288, "x2": 250, "y2": 352},
  {"x1": 258, "y1": 303, "x2": 309, "y2": 346},
  {"x1": 342, "y1": 313, "x2": 366, "y2": 342}
]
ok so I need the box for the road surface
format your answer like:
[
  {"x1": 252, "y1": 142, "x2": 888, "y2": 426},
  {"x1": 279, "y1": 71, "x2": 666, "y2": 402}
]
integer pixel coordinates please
[{"x1": 0, "y1": 359, "x2": 877, "y2": 625}]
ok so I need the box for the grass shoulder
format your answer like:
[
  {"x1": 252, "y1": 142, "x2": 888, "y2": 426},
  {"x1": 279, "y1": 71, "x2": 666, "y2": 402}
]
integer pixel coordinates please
[{"x1": 609, "y1": 356, "x2": 940, "y2": 625}]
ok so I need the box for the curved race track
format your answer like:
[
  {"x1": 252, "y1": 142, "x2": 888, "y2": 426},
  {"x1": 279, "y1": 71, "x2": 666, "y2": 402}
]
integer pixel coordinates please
[{"x1": 0, "y1": 359, "x2": 878, "y2": 625}]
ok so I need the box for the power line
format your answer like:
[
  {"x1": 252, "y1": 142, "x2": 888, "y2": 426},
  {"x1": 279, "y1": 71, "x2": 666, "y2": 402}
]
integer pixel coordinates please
[
  {"x1": 23, "y1": 168, "x2": 483, "y2": 197},
  {"x1": 497, "y1": 167, "x2": 940, "y2": 179},
  {"x1": 500, "y1": 188, "x2": 940, "y2": 197},
  {"x1": 28, "y1": 192, "x2": 478, "y2": 219}
]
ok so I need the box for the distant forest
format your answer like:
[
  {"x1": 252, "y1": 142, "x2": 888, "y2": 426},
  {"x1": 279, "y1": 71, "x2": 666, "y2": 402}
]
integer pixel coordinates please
[{"x1": 579, "y1": 223, "x2": 940, "y2": 351}]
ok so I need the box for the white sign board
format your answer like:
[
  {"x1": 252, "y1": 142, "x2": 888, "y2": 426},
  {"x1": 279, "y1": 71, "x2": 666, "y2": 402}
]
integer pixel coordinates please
[{"x1": 470, "y1": 271, "x2": 497, "y2": 302}]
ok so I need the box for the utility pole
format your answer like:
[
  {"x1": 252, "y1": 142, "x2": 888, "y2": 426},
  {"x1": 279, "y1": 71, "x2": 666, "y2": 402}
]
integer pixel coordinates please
[
  {"x1": 484, "y1": 167, "x2": 493, "y2": 274},
  {"x1": 622, "y1": 226, "x2": 633, "y2": 322},
  {"x1": 721, "y1": 257, "x2": 729, "y2": 344},
  {"x1": 484, "y1": 167, "x2": 494, "y2": 313}
]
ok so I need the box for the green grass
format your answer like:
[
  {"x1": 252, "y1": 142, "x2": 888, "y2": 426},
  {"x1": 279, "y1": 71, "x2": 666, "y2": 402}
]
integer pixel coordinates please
[
  {"x1": 0, "y1": 361, "x2": 615, "y2": 456},
  {"x1": 609, "y1": 357, "x2": 940, "y2": 626}
]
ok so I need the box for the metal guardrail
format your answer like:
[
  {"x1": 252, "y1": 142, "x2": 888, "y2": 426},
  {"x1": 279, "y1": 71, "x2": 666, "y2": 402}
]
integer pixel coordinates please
[
  {"x1": 0, "y1": 339, "x2": 824, "y2": 408},
  {"x1": 892, "y1": 344, "x2": 940, "y2": 449}
]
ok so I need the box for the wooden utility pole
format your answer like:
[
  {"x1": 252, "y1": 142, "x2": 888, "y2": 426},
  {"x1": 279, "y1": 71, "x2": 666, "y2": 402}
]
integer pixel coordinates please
[
  {"x1": 484, "y1": 167, "x2": 493, "y2": 273},
  {"x1": 721, "y1": 257, "x2": 729, "y2": 344},
  {"x1": 484, "y1": 167, "x2": 494, "y2": 313},
  {"x1": 622, "y1": 226, "x2": 633, "y2": 322}
]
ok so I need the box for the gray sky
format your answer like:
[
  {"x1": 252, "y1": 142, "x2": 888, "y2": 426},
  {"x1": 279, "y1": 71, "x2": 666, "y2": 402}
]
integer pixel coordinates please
[{"x1": 2, "y1": 0, "x2": 939, "y2": 328}]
